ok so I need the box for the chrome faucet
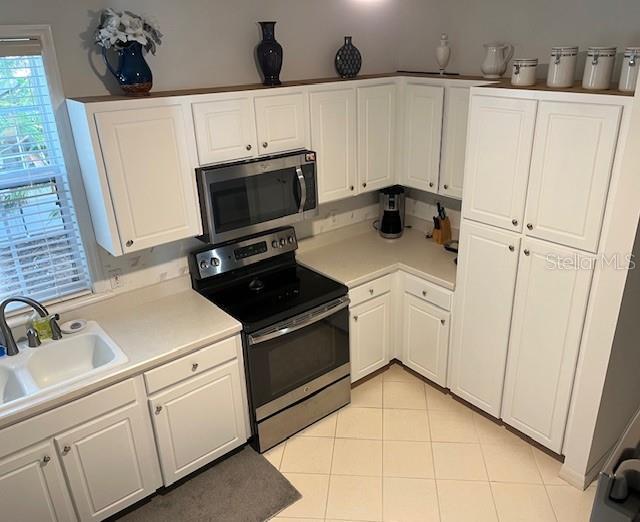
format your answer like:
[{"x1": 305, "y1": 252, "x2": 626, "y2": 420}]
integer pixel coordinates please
[{"x1": 0, "y1": 297, "x2": 62, "y2": 356}]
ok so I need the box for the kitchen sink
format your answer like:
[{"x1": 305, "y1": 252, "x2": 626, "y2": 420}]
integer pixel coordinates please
[{"x1": 0, "y1": 322, "x2": 128, "y2": 407}]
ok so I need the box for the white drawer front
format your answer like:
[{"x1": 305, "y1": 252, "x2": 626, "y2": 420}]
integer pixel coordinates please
[
  {"x1": 144, "y1": 336, "x2": 239, "y2": 394},
  {"x1": 349, "y1": 274, "x2": 394, "y2": 307},
  {"x1": 403, "y1": 273, "x2": 452, "y2": 311}
]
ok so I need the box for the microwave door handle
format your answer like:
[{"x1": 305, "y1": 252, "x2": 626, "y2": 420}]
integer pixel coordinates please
[
  {"x1": 248, "y1": 298, "x2": 349, "y2": 346},
  {"x1": 296, "y1": 166, "x2": 307, "y2": 213}
]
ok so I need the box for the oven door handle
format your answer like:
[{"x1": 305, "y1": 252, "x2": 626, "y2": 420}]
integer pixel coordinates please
[
  {"x1": 248, "y1": 297, "x2": 349, "y2": 346},
  {"x1": 296, "y1": 166, "x2": 307, "y2": 214}
]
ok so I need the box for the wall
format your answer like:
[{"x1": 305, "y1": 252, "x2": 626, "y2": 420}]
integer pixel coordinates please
[
  {"x1": 398, "y1": 0, "x2": 640, "y2": 78},
  {"x1": 2, "y1": 0, "x2": 400, "y2": 98}
]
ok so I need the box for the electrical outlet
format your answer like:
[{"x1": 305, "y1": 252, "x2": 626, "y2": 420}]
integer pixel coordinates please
[{"x1": 109, "y1": 269, "x2": 124, "y2": 290}]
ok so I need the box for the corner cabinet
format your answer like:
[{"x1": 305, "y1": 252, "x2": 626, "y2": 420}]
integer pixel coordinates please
[{"x1": 67, "y1": 99, "x2": 202, "y2": 256}]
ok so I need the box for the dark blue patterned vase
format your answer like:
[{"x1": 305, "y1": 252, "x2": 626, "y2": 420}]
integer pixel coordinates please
[
  {"x1": 102, "y1": 41, "x2": 152, "y2": 95},
  {"x1": 256, "y1": 21, "x2": 283, "y2": 86},
  {"x1": 335, "y1": 36, "x2": 362, "y2": 79}
]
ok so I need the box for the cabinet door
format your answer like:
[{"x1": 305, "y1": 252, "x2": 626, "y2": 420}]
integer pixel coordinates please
[
  {"x1": 350, "y1": 293, "x2": 391, "y2": 382},
  {"x1": 502, "y1": 238, "x2": 594, "y2": 451},
  {"x1": 0, "y1": 441, "x2": 75, "y2": 522},
  {"x1": 254, "y1": 91, "x2": 309, "y2": 155},
  {"x1": 524, "y1": 101, "x2": 621, "y2": 252},
  {"x1": 149, "y1": 359, "x2": 247, "y2": 485},
  {"x1": 402, "y1": 83, "x2": 444, "y2": 192},
  {"x1": 95, "y1": 105, "x2": 201, "y2": 253},
  {"x1": 440, "y1": 86, "x2": 470, "y2": 199},
  {"x1": 450, "y1": 220, "x2": 520, "y2": 416},
  {"x1": 463, "y1": 96, "x2": 537, "y2": 232},
  {"x1": 192, "y1": 95, "x2": 257, "y2": 164},
  {"x1": 55, "y1": 403, "x2": 159, "y2": 521},
  {"x1": 402, "y1": 294, "x2": 449, "y2": 387},
  {"x1": 357, "y1": 83, "x2": 397, "y2": 192},
  {"x1": 310, "y1": 88, "x2": 357, "y2": 203}
]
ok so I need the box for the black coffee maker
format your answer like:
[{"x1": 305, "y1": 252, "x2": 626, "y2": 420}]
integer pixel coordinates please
[{"x1": 378, "y1": 186, "x2": 405, "y2": 239}]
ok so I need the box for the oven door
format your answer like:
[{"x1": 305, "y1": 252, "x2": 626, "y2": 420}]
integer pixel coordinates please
[
  {"x1": 198, "y1": 152, "x2": 318, "y2": 243},
  {"x1": 246, "y1": 297, "x2": 350, "y2": 421}
]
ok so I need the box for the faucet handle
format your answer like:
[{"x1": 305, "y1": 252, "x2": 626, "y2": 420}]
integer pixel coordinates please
[
  {"x1": 26, "y1": 328, "x2": 41, "y2": 348},
  {"x1": 50, "y1": 314, "x2": 62, "y2": 341}
]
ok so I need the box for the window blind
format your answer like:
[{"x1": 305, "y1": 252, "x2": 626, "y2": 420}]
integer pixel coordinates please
[{"x1": 0, "y1": 39, "x2": 91, "y2": 305}]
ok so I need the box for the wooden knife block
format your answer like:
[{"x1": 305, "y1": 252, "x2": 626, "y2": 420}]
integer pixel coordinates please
[{"x1": 433, "y1": 217, "x2": 452, "y2": 245}]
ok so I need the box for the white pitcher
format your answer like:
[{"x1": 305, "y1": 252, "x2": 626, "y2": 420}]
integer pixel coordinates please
[{"x1": 481, "y1": 43, "x2": 514, "y2": 78}]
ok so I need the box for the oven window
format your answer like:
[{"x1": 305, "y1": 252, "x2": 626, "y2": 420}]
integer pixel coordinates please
[
  {"x1": 210, "y1": 167, "x2": 301, "y2": 233},
  {"x1": 248, "y1": 307, "x2": 349, "y2": 409}
]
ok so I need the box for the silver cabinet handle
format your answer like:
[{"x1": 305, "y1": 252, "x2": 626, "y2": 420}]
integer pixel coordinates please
[
  {"x1": 443, "y1": 184, "x2": 449, "y2": 190},
  {"x1": 350, "y1": 185, "x2": 354, "y2": 191},
  {"x1": 508, "y1": 245, "x2": 515, "y2": 252},
  {"x1": 429, "y1": 182, "x2": 434, "y2": 188},
  {"x1": 155, "y1": 405, "x2": 163, "y2": 415},
  {"x1": 126, "y1": 240, "x2": 134, "y2": 247},
  {"x1": 422, "y1": 290, "x2": 428, "y2": 297},
  {"x1": 524, "y1": 249, "x2": 530, "y2": 256},
  {"x1": 246, "y1": 144, "x2": 252, "y2": 151},
  {"x1": 440, "y1": 319, "x2": 446, "y2": 325},
  {"x1": 192, "y1": 363, "x2": 199, "y2": 372},
  {"x1": 526, "y1": 223, "x2": 533, "y2": 230},
  {"x1": 42, "y1": 455, "x2": 51, "y2": 464},
  {"x1": 512, "y1": 219, "x2": 518, "y2": 226},
  {"x1": 353, "y1": 316, "x2": 358, "y2": 322},
  {"x1": 362, "y1": 182, "x2": 367, "y2": 188},
  {"x1": 62, "y1": 445, "x2": 71, "y2": 455},
  {"x1": 262, "y1": 142, "x2": 268, "y2": 148},
  {"x1": 369, "y1": 288, "x2": 374, "y2": 295}
]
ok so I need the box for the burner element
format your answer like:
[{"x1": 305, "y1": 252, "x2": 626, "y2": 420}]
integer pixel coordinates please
[{"x1": 249, "y1": 278, "x2": 265, "y2": 292}]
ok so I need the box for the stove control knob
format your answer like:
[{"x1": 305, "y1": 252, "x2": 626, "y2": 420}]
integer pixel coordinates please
[
  {"x1": 279, "y1": 238, "x2": 286, "y2": 247},
  {"x1": 211, "y1": 257, "x2": 220, "y2": 267},
  {"x1": 287, "y1": 236, "x2": 294, "y2": 244},
  {"x1": 199, "y1": 260, "x2": 208, "y2": 270},
  {"x1": 272, "y1": 240, "x2": 279, "y2": 248}
]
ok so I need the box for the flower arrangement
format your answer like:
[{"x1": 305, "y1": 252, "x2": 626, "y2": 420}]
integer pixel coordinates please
[{"x1": 95, "y1": 9, "x2": 162, "y2": 54}]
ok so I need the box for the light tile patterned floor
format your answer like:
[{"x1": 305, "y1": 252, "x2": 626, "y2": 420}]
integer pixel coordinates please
[{"x1": 267, "y1": 363, "x2": 596, "y2": 522}]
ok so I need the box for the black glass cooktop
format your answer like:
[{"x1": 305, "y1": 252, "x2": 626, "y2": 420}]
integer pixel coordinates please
[{"x1": 196, "y1": 261, "x2": 347, "y2": 333}]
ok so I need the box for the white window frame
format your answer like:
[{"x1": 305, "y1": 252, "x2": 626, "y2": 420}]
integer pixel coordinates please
[{"x1": 0, "y1": 25, "x2": 105, "y2": 318}]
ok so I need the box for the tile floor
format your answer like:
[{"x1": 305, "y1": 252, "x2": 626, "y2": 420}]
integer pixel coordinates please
[{"x1": 265, "y1": 363, "x2": 597, "y2": 522}]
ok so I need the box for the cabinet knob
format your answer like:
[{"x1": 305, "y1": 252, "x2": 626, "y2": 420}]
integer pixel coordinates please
[
  {"x1": 511, "y1": 219, "x2": 518, "y2": 226},
  {"x1": 350, "y1": 185, "x2": 354, "y2": 191},
  {"x1": 262, "y1": 142, "x2": 268, "y2": 149},
  {"x1": 440, "y1": 319, "x2": 446, "y2": 325},
  {"x1": 246, "y1": 144, "x2": 252, "y2": 151},
  {"x1": 155, "y1": 405, "x2": 163, "y2": 415},
  {"x1": 429, "y1": 182, "x2": 434, "y2": 188},
  {"x1": 524, "y1": 249, "x2": 530, "y2": 256},
  {"x1": 422, "y1": 290, "x2": 428, "y2": 297},
  {"x1": 508, "y1": 245, "x2": 515, "y2": 252},
  {"x1": 62, "y1": 445, "x2": 71, "y2": 455},
  {"x1": 443, "y1": 184, "x2": 449, "y2": 190},
  {"x1": 126, "y1": 240, "x2": 134, "y2": 247},
  {"x1": 369, "y1": 288, "x2": 374, "y2": 295},
  {"x1": 192, "y1": 362, "x2": 199, "y2": 372},
  {"x1": 353, "y1": 316, "x2": 358, "y2": 322},
  {"x1": 526, "y1": 223, "x2": 533, "y2": 230},
  {"x1": 42, "y1": 455, "x2": 51, "y2": 464},
  {"x1": 362, "y1": 182, "x2": 367, "y2": 188}
]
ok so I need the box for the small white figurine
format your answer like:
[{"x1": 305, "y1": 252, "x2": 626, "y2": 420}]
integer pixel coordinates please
[{"x1": 436, "y1": 33, "x2": 451, "y2": 75}]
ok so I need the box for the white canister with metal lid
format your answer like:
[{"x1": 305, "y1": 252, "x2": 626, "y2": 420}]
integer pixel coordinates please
[
  {"x1": 511, "y1": 58, "x2": 538, "y2": 86},
  {"x1": 582, "y1": 46, "x2": 616, "y2": 90},
  {"x1": 547, "y1": 46, "x2": 578, "y2": 88},
  {"x1": 619, "y1": 47, "x2": 640, "y2": 93}
]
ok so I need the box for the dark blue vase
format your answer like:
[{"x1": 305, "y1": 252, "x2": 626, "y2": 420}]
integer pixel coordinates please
[
  {"x1": 256, "y1": 21, "x2": 283, "y2": 86},
  {"x1": 102, "y1": 41, "x2": 153, "y2": 95}
]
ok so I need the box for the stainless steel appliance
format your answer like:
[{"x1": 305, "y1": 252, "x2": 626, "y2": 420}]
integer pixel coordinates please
[
  {"x1": 378, "y1": 185, "x2": 405, "y2": 239},
  {"x1": 190, "y1": 227, "x2": 350, "y2": 452},
  {"x1": 196, "y1": 151, "x2": 319, "y2": 244}
]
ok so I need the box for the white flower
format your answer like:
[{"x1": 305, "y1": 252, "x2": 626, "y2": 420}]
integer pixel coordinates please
[{"x1": 95, "y1": 9, "x2": 161, "y2": 53}]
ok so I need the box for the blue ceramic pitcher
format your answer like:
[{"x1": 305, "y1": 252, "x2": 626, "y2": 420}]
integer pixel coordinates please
[{"x1": 102, "y1": 41, "x2": 153, "y2": 95}]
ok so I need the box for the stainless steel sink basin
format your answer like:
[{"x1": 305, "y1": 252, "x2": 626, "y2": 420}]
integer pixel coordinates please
[{"x1": 0, "y1": 322, "x2": 127, "y2": 407}]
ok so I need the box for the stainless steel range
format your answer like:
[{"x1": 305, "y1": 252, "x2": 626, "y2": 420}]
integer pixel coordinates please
[{"x1": 190, "y1": 227, "x2": 350, "y2": 452}]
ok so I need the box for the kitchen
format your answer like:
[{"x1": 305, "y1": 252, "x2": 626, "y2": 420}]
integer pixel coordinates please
[{"x1": 1, "y1": 1, "x2": 640, "y2": 521}]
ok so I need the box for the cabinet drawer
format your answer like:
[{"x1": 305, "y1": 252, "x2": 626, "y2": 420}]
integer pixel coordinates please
[
  {"x1": 144, "y1": 336, "x2": 238, "y2": 394},
  {"x1": 349, "y1": 274, "x2": 393, "y2": 307},
  {"x1": 403, "y1": 273, "x2": 452, "y2": 311}
]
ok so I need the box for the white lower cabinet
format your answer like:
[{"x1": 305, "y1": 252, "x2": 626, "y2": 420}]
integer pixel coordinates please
[
  {"x1": 401, "y1": 293, "x2": 450, "y2": 387},
  {"x1": 350, "y1": 289, "x2": 392, "y2": 383},
  {"x1": 149, "y1": 358, "x2": 248, "y2": 485},
  {"x1": 0, "y1": 440, "x2": 75, "y2": 522},
  {"x1": 55, "y1": 403, "x2": 159, "y2": 521},
  {"x1": 501, "y1": 239, "x2": 594, "y2": 452}
]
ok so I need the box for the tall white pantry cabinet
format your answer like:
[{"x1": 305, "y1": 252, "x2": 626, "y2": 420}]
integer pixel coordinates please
[{"x1": 450, "y1": 86, "x2": 629, "y2": 454}]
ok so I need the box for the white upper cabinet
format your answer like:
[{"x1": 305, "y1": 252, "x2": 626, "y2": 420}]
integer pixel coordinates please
[
  {"x1": 254, "y1": 90, "x2": 309, "y2": 155},
  {"x1": 401, "y1": 83, "x2": 444, "y2": 193},
  {"x1": 440, "y1": 86, "x2": 471, "y2": 199},
  {"x1": 310, "y1": 86, "x2": 357, "y2": 203},
  {"x1": 524, "y1": 101, "x2": 621, "y2": 252},
  {"x1": 192, "y1": 94, "x2": 257, "y2": 164},
  {"x1": 92, "y1": 104, "x2": 202, "y2": 254},
  {"x1": 463, "y1": 96, "x2": 537, "y2": 232},
  {"x1": 501, "y1": 238, "x2": 595, "y2": 451},
  {"x1": 450, "y1": 220, "x2": 521, "y2": 417},
  {"x1": 357, "y1": 83, "x2": 397, "y2": 192}
]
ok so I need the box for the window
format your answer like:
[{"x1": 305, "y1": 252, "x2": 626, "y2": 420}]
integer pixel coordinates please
[{"x1": 0, "y1": 34, "x2": 91, "y2": 305}]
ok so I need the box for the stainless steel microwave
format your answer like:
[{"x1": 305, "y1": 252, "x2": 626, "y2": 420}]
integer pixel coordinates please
[{"x1": 196, "y1": 150, "x2": 319, "y2": 243}]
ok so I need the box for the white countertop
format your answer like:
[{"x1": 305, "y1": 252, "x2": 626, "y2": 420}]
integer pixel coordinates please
[
  {"x1": 0, "y1": 276, "x2": 241, "y2": 429},
  {"x1": 297, "y1": 222, "x2": 457, "y2": 290}
]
